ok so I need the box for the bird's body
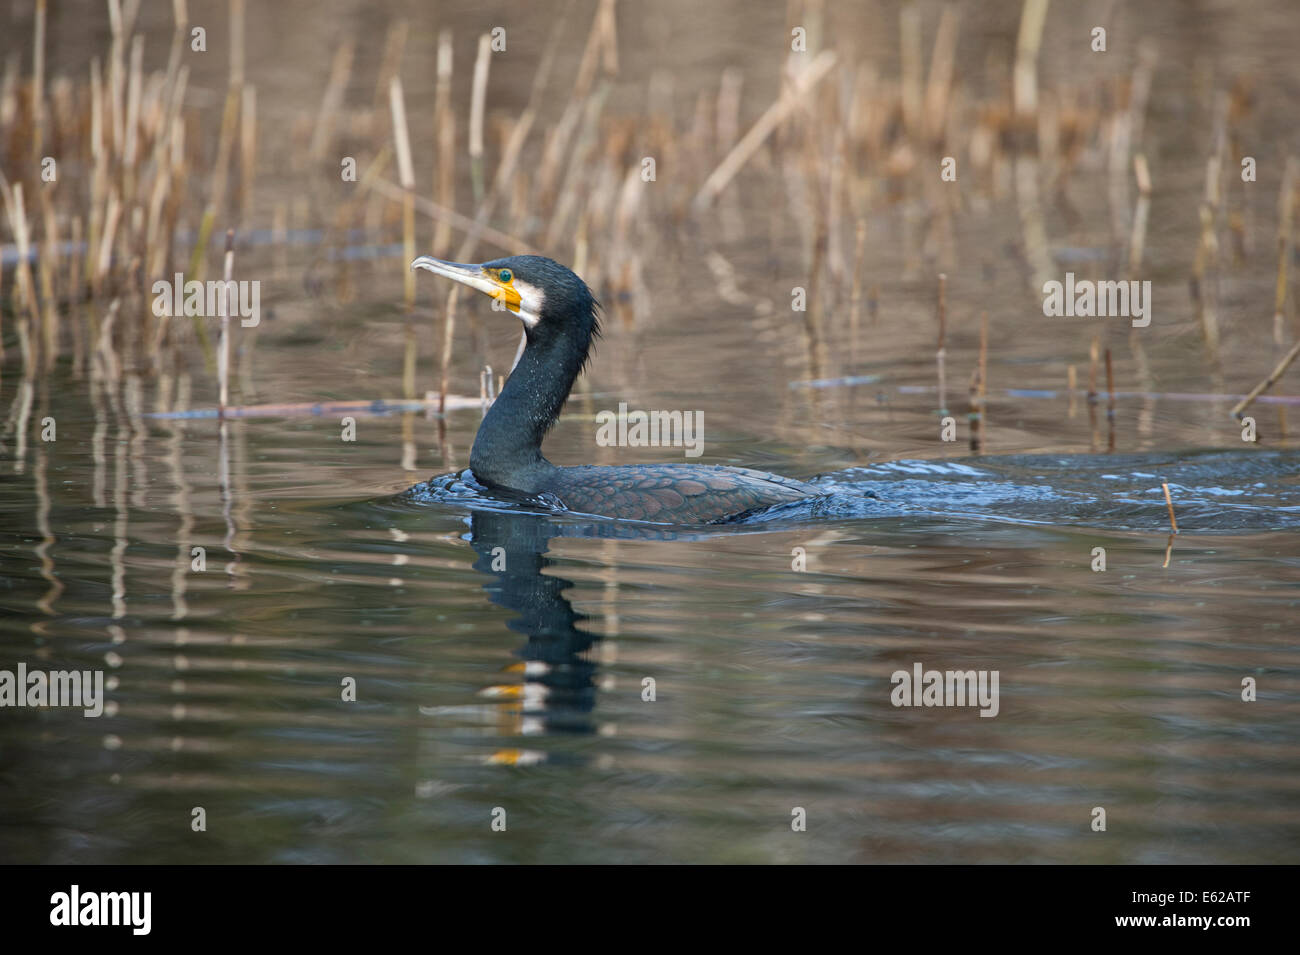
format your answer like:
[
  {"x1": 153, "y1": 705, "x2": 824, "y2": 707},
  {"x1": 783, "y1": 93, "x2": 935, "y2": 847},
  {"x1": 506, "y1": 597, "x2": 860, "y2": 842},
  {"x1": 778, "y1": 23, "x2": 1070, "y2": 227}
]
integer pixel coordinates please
[
  {"x1": 519, "y1": 463, "x2": 818, "y2": 524},
  {"x1": 412, "y1": 253, "x2": 818, "y2": 524}
]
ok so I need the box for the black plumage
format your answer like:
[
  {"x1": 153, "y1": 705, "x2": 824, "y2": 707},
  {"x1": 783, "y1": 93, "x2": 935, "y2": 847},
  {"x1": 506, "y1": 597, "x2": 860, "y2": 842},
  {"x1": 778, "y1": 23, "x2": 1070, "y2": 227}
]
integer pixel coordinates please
[{"x1": 413, "y1": 254, "x2": 818, "y2": 523}]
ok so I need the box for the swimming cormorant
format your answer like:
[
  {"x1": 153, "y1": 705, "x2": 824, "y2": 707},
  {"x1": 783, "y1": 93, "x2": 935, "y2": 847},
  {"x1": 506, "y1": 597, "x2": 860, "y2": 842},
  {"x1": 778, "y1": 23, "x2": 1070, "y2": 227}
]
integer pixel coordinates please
[{"x1": 412, "y1": 254, "x2": 818, "y2": 523}]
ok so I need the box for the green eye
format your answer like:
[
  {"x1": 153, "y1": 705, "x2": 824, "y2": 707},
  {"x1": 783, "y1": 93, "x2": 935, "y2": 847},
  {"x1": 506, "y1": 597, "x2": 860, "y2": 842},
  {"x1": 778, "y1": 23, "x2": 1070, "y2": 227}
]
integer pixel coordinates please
[{"x1": 499, "y1": 269, "x2": 512, "y2": 283}]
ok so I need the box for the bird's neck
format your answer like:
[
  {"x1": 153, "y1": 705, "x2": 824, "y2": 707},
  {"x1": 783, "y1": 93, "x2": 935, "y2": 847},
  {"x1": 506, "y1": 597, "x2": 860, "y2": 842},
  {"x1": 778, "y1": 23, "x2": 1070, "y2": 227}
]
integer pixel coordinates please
[{"x1": 470, "y1": 331, "x2": 586, "y2": 493}]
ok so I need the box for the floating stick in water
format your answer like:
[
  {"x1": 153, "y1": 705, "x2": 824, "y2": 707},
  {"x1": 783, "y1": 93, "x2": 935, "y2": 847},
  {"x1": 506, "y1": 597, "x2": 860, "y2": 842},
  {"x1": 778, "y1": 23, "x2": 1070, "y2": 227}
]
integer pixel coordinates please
[{"x1": 1230, "y1": 336, "x2": 1300, "y2": 420}]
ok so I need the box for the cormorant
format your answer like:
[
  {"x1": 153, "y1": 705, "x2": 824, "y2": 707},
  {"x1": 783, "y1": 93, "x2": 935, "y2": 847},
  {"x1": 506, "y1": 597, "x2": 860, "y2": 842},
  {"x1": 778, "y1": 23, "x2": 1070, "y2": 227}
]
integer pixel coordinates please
[{"x1": 412, "y1": 254, "x2": 818, "y2": 523}]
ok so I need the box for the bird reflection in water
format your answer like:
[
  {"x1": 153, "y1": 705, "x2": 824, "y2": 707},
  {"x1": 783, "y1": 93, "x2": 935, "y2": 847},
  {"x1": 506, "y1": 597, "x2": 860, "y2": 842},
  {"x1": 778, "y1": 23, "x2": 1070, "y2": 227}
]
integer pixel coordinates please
[
  {"x1": 455, "y1": 507, "x2": 701, "y2": 767},
  {"x1": 465, "y1": 509, "x2": 601, "y2": 766}
]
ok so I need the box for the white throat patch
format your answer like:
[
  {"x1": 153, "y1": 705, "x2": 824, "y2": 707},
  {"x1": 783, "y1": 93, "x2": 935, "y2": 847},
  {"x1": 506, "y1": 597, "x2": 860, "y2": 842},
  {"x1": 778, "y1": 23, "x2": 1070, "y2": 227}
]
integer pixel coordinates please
[{"x1": 512, "y1": 278, "x2": 545, "y2": 328}]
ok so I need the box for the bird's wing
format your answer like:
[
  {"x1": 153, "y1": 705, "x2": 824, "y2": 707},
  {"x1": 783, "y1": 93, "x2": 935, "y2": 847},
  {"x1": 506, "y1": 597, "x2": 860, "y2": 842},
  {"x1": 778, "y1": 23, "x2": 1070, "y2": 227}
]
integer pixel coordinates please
[{"x1": 550, "y1": 465, "x2": 816, "y2": 523}]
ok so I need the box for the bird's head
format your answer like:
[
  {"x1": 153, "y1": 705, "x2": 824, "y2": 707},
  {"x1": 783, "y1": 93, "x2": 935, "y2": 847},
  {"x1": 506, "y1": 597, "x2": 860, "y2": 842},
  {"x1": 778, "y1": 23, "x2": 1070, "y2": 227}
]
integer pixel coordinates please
[{"x1": 411, "y1": 254, "x2": 599, "y2": 349}]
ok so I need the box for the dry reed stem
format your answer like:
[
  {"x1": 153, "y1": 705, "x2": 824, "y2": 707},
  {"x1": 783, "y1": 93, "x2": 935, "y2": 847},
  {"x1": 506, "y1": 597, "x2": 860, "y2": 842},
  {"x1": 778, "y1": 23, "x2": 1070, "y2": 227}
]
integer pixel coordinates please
[
  {"x1": 598, "y1": 0, "x2": 619, "y2": 75},
  {"x1": 899, "y1": 2, "x2": 923, "y2": 140},
  {"x1": 848, "y1": 219, "x2": 866, "y2": 369},
  {"x1": 389, "y1": 78, "x2": 416, "y2": 285},
  {"x1": 69, "y1": 215, "x2": 84, "y2": 373},
  {"x1": 693, "y1": 50, "x2": 837, "y2": 212},
  {"x1": 372, "y1": 19, "x2": 407, "y2": 114},
  {"x1": 228, "y1": 0, "x2": 245, "y2": 86},
  {"x1": 1012, "y1": 0, "x2": 1053, "y2": 289},
  {"x1": 1274, "y1": 157, "x2": 1296, "y2": 345},
  {"x1": 542, "y1": 87, "x2": 609, "y2": 252},
  {"x1": 38, "y1": 192, "x2": 58, "y2": 369},
  {"x1": 1013, "y1": 0, "x2": 1049, "y2": 120},
  {"x1": 922, "y1": 4, "x2": 960, "y2": 146},
  {"x1": 107, "y1": 0, "x2": 124, "y2": 155},
  {"x1": 1128, "y1": 153, "x2": 1151, "y2": 275},
  {"x1": 936, "y1": 273, "x2": 948, "y2": 415},
  {"x1": 435, "y1": 13, "x2": 569, "y2": 412},
  {"x1": 31, "y1": 0, "x2": 46, "y2": 162},
  {"x1": 123, "y1": 34, "x2": 142, "y2": 190},
  {"x1": 311, "y1": 42, "x2": 354, "y2": 162},
  {"x1": 239, "y1": 84, "x2": 257, "y2": 220},
  {"x1": 432, "y1": 31, "x2": 454, "y2": 255},
  {"x1": 1192, "y1": 92, "x2": 1228, "y2": 355},
  {"x1": 217, "y1": 229, "x2": 233, "y2": 414},
  {"x1": 0, "y1": 176, "x2": 42, "y2": 370},
  {"x1": 1087, "y1": 334, "x2": 1100, "y2": 449},
  {"x1": 970, "y1": 309, "x2": 988, "y2": 451},
  {"x1": 438, "y1": 288, "x2": 459, "y2": 417},
  {"x1": 469, "y1": 34, "x2": 492, "y2": 203},
  {"x1": 1161, "y1": 481, "x2": 1179, "y2": 534},
  {"x1": 390, "y1": 75, "x2": 418, "y2": 399},
  {"x1": 189, "y1": 0, "x2": 244, "y2": 285},
  {"x1": 1230, "y1": 336, "x2": 1300, "y2": 420},
  {"x1": 1105, "y1": 346, "x2": 1116, "y2": 452},
  {"x1": 367, "y1": 178, "x2": 531, "y2": 254},
  {"x1": 527, "y1": 0, "x2": 600, "y2": 222}
]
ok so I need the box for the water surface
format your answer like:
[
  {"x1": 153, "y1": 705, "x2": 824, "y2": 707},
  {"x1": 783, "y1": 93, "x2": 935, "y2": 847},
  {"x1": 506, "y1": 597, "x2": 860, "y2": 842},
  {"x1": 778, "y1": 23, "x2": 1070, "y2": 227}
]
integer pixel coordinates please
[{"x1": 2, "y1": 383, "x2": 1297, "y2": 862}]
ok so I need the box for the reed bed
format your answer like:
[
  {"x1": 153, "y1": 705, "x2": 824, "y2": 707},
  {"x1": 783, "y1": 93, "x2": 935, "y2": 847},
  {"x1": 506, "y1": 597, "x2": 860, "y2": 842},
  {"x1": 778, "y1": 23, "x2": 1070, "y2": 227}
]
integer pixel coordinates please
[{"x1": 0, "y1": 0, "x2": 1294, "y2": 456}]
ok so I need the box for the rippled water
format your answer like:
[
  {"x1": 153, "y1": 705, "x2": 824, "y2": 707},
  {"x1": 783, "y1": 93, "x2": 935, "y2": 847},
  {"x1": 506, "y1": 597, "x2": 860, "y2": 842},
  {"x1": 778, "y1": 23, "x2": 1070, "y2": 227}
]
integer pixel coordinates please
[
  {"x1": 408, "y1": 450, "x2": 1300, "y2": 530},
  {"x1": 2, "y1": 378, "x2": 1297, "y2": 863}
]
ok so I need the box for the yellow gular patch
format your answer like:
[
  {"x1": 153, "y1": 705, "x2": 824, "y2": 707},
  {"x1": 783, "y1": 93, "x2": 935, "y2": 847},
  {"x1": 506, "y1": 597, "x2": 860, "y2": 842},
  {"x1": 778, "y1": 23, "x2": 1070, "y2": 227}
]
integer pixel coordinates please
[{"x1": 493, "y1": 283, "x2": 522, "y2": 312}]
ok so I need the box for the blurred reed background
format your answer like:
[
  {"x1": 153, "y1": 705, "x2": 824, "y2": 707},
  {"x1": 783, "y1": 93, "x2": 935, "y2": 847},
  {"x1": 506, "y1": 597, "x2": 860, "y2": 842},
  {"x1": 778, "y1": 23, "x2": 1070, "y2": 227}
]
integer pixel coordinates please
[{"x1": 1, "y1": 0, "x2": 1298, "y2": 453}]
